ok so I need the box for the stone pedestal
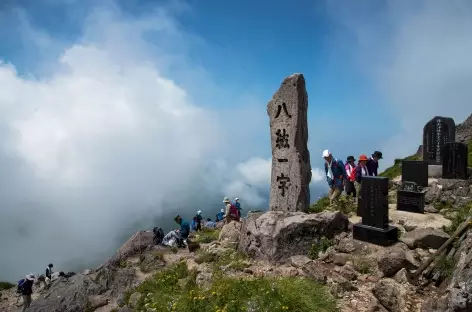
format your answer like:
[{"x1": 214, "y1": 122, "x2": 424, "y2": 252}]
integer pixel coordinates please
[
  {"x1": 353, "y1": 224, "x2": 398, "y2": 247},
  {"x1": 428, "y1": 165, "x2": 442, "y2": 178}
]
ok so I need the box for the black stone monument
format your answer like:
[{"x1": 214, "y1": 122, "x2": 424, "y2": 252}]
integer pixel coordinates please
[
  {"x1": 401, "y1": 160, "x2": 429, "y2": 187},
  {"x1": 442, "y1": 142, "x2": 469, "y2": 180},
  {"x1": 397, "y1": 181, "x2": 425, "y2": 213},
  {"x1": 353, "y1": 176, "x2": 398, "y2": 246},
  {"x1": 423, "y1": 116, "x2": 456, "y2": 165}
]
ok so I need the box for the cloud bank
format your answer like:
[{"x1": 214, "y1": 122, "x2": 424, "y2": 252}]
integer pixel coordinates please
[{"x1": 0, "y1": 1, "x2": 328, "y2": 281}]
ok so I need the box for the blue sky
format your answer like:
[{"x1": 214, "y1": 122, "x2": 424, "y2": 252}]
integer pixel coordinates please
[{"x1": 1, "y1": 0, "x2": 472, "y2": 280}]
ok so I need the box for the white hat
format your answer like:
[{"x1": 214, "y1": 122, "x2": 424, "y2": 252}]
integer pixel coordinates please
[
  {"x1": 25, "y1": 273, "x2": 35, "y2": 281},
  {"x1": 235, "y1": 197, "x2": 239, "y2": 201},
  {"x1": 322, "y1": 150, "x2": 331, "y2": 158},
  {"x1": 197, "y1": 210, "x2": 202, "y2": 215},
  {"x1": 221, "y1": 209, "x2": 224, "y2": 213}
]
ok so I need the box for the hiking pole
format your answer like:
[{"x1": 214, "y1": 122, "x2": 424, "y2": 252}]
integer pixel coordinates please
[{"x1": 411, "y1": 216, "x2": 472, "y2": 281}]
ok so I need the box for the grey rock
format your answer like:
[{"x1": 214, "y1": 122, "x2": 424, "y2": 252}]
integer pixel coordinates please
[
  {"x1": 424, "y1": 205, "x2": 439, "y2": 213},
  {"x1": 333, "y1": 253, "x2": 349, "y2": 266},
  {"x1": 401, "y1": 228, "x2": 450, "y2": 249},
  {"x1": 420, "y1": 296, "x2": 448, "y2": 312},
  {"x1": 218, "y1": 221, "x2": 242, "y2": 243},
  {"x1": 378, "y1": 249, "x2": 417, "y2": 277},
  {"x1": 238, "y1": 210, "x2": 348, "y2": 263},
  {"x1": 393, "y1": 268, "x2": 409, "y2": 284},
  {"x1": 88, "y1": 295, "x2": 108, "y2": 309},
  {"x1": 336, "y1": 237, "x2": 365, "y2": 254},
  {"x1": 372, "y1": 278, "x2": 406, "y2": 312},
  {"x1": 339, "y1": 264, "x2": 358, "y2": 281},
  {"x1": 128, "y1": 292, "x2": 142, "y2": 308},
  {"x1": 290, "y1": 255, "x2": 312, "y2": 268},
  {"x1": 301, "y1": 261, "x2": 329, "y2": 284},
  {"x1": 104, "y1": 230, "x2": 154, "y2": 268},
  {"x1": 456, "y1": 113, "x2": 472, "y2": 143},
  {"x1": 267, "y1": 73, "x2": 311, "y2": 212}
]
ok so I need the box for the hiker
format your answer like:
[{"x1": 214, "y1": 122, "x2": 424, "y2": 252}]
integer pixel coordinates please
[
  {"x1": 355, "y1": 154, "x2": 370, "y2": 195},
  {"x1": 234, "y1": 198, "x2": 243, "y2": 218},
  {"x1": 194, "y1": 210, "x2": 203, "y2": 232},
  {"x1": 46, "y1": 263, "x2": 53, "y2": 280},
  {"x1": 174, "y1": 215, "x2": 190, "y2": 245},
  {"x1": 367, "y1": 151, "x2": 383, "y2": 176},
  {"x1": 153, "y1": 227, "x2": 165, "y2": 245},
  {"x1": 223, "y1": 197, "x2": 239, "y2": 223},
  {"x1": 216, "y1": 209, "x2": 225, "y2": 222},
  {"x1": 205, "y1": 218, "x2": 217, "y2": 228},
  {"x1": 18, "y1": 273, "x2": 34, "y2": 311},
  {"x1": 344, "y1": 156, "x2": 357, "y2": 197},
  {"x1": 322, "y1": 150, "x2": 346, "y2": 204}
]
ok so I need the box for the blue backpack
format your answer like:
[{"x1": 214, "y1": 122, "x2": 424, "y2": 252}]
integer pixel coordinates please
[{"x1": 17, "y1": 279, "x2": 25, "y2": 294}]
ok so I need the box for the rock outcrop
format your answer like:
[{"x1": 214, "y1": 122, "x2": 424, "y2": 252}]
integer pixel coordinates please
[
  {"x1": 104, "y1": 230, "x2": 154, "y2": 268},
  {"x1": 238, "y1": 210, "x2": 348, "y2": 263}
]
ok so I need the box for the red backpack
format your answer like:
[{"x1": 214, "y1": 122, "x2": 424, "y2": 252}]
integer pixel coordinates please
[
  {"x1": 229, "y1": 204, "x2": 239, "y2": 218},
  {"x1": 347, "y1": 164, "x2": 356, "y2": 182}
]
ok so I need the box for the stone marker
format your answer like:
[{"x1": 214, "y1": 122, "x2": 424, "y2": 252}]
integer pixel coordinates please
[
  {"x1": 353, "y1": 177, "x2": 398, "y2": 246},
  {"x1": 397, "y1": 181, "x2": 425, "y2": 214},
  {"x1": 423, "y1": 116, "x2": 456, "y2": 165},
  {"x1": 267, "y1": 73, "x2": 312, "y2": 212},
  {"x1": 401, "y1": 160, "x2": 428, "y2": 187},
  {"x1": 442, "y1": 142, "x2": 469, "y2": 180}
]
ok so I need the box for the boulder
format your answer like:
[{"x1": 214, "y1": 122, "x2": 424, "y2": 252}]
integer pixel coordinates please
[
  {"x1": 27, "y1": 274, "x2": 106, "y2": 312},
  {"x1": 301, "y1": 261, "x2": 330, "y2": 284},
  {"x1": 372, "y1": 278, "x2": 407, "y2": 312},
  {"x1": 333, "y1": 253, "x2": 349, "y2": 266},
  {"x1": 290, "y1": 255, "x2": 312, "y2": 268},
  {"x1": 88, "y1": 295, "x2": 108, "y2": 309},
  {"x1": 238, "y1": 211, "x2": 348, "y2": 263},
  {"x1": 378, "y1": 249, "x2": 417, "y2": 277},
  {"x1": 104, "y1": 230, "x2": 154, "y2": 267},
  {"x1": 401, "y1": 228, "x2": 450, "y2": 249},
  {"x1": 218, "y1": 221, "x2": 242, "y2": 243}
]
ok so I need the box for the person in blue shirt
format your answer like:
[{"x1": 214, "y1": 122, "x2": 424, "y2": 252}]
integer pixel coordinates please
[
  {"x1": 234, "y1": 198, "x2": 242, "y2": 218},
  {"x1": 174, "y1": 215, "x2": 190, "y2": 240},
  {"x1": 205, "y1": 218, "x2": 217, "y2": 228},
  {"x1": 215, "y1": 209, "x2": 225, "y2": 222},
  {"x1": 322, "y1": 149, "x2": 347, "y2": 204}
]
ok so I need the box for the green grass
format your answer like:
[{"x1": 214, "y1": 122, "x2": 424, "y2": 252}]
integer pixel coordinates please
[
  {"x1": 127, "y1": 262, "x2": 338, "y2": 312},
  {"x1": 309, "y1": 196, "x2": 330, "y2": 213},
  {"x1": 443, "y1": 202, "x2": 472, "y2": 235},
  {"x1": 308, "y1": 237, "x2": 333, "y2": 260},
  {"x1": 195, "y1": 228, "x2": 221, "y2": 244},
  {"x1": 379, "y1": 154, "x2": 421, "y2": 180},
  {"x1": 0, "y1": 281, "x2": 15, "y2": 291},
  {"x1": 351, "y1": 255, "x2": 376, "y2": 274},
  {"x1": 436, "y1": 255, "x2": 457, "y2": 278}
]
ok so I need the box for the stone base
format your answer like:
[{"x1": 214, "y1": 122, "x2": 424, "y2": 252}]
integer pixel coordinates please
[
  {"x1": 428, "y1": 165, "x2": 442, "y2": 178},
  {"x1": 353, "y1": 224, "x2": 398, "y2": 247}
]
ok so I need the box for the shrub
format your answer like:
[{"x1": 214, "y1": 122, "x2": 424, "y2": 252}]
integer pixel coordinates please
[
  {"x1": 308, "y1": 237, "x2": 333, "y2": 260},
  {"x1": 195, "y1": 251, "x2": 217, "y2": 264},
  {"x1": 351, "y1": 255, "x2": 376, "y2": 274},
  {"x1": 0, "y1": 281, "x2": 15, "y2": 291},
  {"x1": 436, "y1": 255, "x2": 456, "y2": 278},
  {"x1": 443, "y1": 203, "x2": 472, "y2": 235},
  {"x1": 195, "y1": 228, "x2": 221, "y2": 244},
  {"x1": 309, "y1": 196, "x2": 330, "y2": 213},
  {"x1": 128, "y1": 262, "x2": 338, "y2": 312}
]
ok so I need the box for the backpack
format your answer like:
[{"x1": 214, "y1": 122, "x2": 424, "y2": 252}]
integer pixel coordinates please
[
  {"x1": 17, "y1": 279, "x2": 25, "y2": 294},
  {"x1": 347, "y1": 164, "x2": 356, "y2": 182},
  {"x1": 152, "y1": 227, "x2": 165, "y2": 245},
  {"x1": 229, "y1": 204, "x2": 239, "y2": 218}
]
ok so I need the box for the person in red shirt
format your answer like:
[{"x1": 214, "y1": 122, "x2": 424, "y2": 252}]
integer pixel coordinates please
[{"x1": 344, "y1": 156, "x2": 357, "y2": 197}]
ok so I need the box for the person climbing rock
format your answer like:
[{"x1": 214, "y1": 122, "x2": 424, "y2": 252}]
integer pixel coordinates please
[
  {"x1": 234, "y1": 198, "x2": 243, "y2": 218},
  {"x1": 344, "y1": 156, "x2": 357, "y2": 197},
  {"x1": 19, "y1": 273, "x2": 34, "y2": 311},
  {"x1": 322, "y1": 150, "x2": 346, "y2": 204},
  {"x1": 45, "y1": 263, "x2": 53, "y2": 280},
  {"x1": 367, "y1": 151, "x2": 383, "y2": 176},
  {"x1": 222, "y1": 197, "x2": 236, "y2": 223}
]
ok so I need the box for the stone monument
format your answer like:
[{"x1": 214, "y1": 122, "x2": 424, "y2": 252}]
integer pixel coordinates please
[
  {"x1": 423, "y1": 116, "x2": 455, "y2": 177},
  {"x1": 442, "y1": 142, "x2": 469, "y2": 180},
  {"x1": 353, "y1": 176, "x2": 398, "y2": 246},
  {"x1": 397, "y1": 181, "x2": 425, "y2": 214},
  {"x1": 267, "y1": 73, "x2": 312, "y2": 212},
  {"x1": 401, "y1": 160, "x2": 428, "y2": 187}
]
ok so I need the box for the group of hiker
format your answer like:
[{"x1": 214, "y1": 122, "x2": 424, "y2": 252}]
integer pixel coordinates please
[
  {"x1": 323, "y1": 150, "x2": 383, "y2": 203},
  {"x1": 152, "y1": 197, "x2": 243, "y2": 249}
]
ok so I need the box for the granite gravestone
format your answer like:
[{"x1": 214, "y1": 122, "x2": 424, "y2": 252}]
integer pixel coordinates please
[
  {"x1": 442, "y1": 142, "x2": 469, "y2": 180},
  {"x1": 353, "y1": 176, "x2": 398, "y2": 246},
  {"x1": 397, "y1": 181, "x2": 425, "y2": 213},
  {"x1": 267, "y1": 73, "x2": 312, "y2": 212},
  {"x1": 401, "y1": 160, "x2": 428, "y2": 187},
  {"x1": 423, "y1": 116, "x2": 456, "y2": 165}
]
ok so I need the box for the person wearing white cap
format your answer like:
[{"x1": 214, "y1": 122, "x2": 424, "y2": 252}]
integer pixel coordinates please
[
  {"x1": 216, "y1": 208, "x2": 225, "y2": 222},
  {"x1": 19, "y1": 273, "x2": 35, "y2": 310},
  {"x1": 322, "y1": 149, "x2": 347, "y2": 204},
  {"x1": 194, "y1": 210, "x2": 203, "y2": 232}
]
